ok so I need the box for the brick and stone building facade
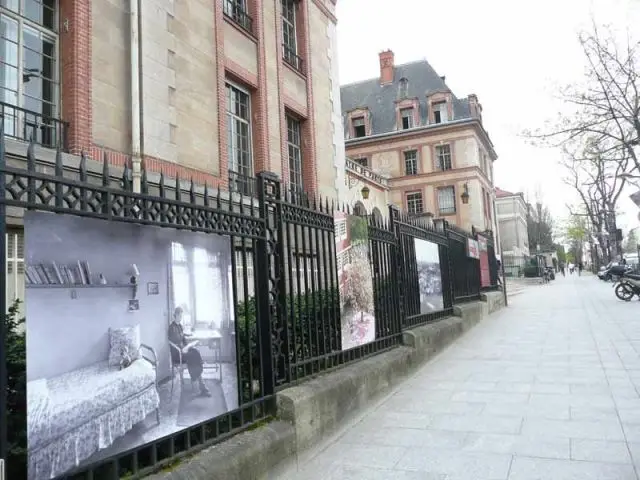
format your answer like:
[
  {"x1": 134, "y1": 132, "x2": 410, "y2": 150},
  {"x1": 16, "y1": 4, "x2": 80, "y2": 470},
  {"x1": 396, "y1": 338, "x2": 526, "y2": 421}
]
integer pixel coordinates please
[
  {"x1": 340, "y1": 50, "x2": 498, "y2": 233},
  {"x1": 1, "y1": 0, "x2": 344, "y2": 305},
  {"x1": 495, "y1": 187, "x2": 530, "y2": 267},
  {"x1": 1, "y1": 0, "x2": 342, "y2": 197}
]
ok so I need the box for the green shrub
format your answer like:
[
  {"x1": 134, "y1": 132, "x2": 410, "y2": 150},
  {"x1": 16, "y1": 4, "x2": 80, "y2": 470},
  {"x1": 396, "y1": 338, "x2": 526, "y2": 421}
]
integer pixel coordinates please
[
  {"x1": 5, "y1": 299, "x2": 26, "y2": 480},
  {"x1": 235, "y1": 288, "x2": 341, "y2": 402}
]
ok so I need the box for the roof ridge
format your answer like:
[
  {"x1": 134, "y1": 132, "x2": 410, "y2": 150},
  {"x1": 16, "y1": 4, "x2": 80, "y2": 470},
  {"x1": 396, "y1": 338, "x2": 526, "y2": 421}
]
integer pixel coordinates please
[{"x1": 340, "y1": 58, "x2": 444, "y2": 89}]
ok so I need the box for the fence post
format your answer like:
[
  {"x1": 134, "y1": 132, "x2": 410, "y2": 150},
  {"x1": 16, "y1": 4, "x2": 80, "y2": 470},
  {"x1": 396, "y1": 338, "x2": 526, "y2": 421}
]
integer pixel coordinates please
[
  {"x1": 0, "y1": 121, "x2": 7, "y2": 464},
  {"x1": 388, "y1": 205, "x2": 404, "y2": 332},
  {"x1": 256, "y1": 172, "x2": 289, "y2": 393},
  {"x1": 442, "y1": 221, "x2": 455, "y2": 308}
]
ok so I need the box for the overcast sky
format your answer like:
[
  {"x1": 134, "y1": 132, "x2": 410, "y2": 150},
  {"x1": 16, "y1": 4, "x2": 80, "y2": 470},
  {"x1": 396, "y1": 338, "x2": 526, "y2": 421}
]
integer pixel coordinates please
[{"x1": 336, "y1": 0, "x2": 640, "y2": 232}]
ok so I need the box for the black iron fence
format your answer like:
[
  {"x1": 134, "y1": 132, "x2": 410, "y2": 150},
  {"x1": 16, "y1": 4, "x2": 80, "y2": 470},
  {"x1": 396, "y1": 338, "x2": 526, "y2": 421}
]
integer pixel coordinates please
[{"x1": 0, "y1": 134, "x2": 499, "y2": 480}]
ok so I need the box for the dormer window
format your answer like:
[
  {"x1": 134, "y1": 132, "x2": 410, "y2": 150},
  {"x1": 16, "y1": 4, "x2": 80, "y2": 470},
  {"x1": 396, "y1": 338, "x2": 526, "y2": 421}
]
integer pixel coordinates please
[
  {"x1": 433, "y1": 101, "x2": 448, "y2": 124},
  {"x1": 400, "y1": 108, "x2": 414, "y2": 130},
  {"x1": 352, "y1": 117, "x2": 366, "y2": 138}
]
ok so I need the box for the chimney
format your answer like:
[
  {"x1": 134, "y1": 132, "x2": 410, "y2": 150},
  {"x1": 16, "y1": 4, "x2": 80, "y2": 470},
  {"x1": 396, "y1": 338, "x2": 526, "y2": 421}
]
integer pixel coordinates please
[
  {"x1": 468, "y1": 93, "x2": 483, "y2": 122},
  {"x1": 440, "y1": 75, "x2": 446, "y2": 83},
  {"x1": 379, "y1": 50, "x2": 395, "y2": 85}
]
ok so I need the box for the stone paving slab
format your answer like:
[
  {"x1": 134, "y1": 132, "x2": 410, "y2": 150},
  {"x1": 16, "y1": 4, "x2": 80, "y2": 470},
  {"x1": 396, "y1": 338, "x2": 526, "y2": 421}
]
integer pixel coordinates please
[{"x1": 276, "y1": 275, "x2": 640, "y2": 479}]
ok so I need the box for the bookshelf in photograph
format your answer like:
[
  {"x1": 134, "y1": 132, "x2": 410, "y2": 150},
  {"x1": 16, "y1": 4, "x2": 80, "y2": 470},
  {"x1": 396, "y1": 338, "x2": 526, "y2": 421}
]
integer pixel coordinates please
[{"x1": 25, "y1": 260, "x2": 126, "y2": 290}]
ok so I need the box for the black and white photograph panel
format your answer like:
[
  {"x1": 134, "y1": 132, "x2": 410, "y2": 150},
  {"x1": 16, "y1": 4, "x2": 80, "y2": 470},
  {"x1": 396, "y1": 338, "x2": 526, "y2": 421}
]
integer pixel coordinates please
[
  {"x1": 24, "y1": 211, "x2": 238, "y2": 480},
  {"x1": 414, "y1": 238, "x2": 444, "y2": 314}
]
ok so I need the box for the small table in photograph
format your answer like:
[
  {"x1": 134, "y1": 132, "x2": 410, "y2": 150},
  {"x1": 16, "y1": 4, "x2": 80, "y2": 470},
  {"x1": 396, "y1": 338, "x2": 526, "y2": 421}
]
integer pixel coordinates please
[{"x1": 190, "y1": 329, "x2": 223, "y2": 382}]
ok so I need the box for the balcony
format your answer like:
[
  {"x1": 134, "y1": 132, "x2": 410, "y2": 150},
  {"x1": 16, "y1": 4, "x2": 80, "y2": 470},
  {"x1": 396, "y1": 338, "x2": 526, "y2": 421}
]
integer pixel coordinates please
[
  {"x1": 228, "y1": 170, "x2": 256, "y2": 197},
  {"x1": 1, "y1": 101, "x2": 68, "y2": 151},
  {"x1": 223, "y1": 0, "x2": 253, "y2": 33},
  {"x1": 282, "y1": 44, "x2": 304, "y2": 73}
]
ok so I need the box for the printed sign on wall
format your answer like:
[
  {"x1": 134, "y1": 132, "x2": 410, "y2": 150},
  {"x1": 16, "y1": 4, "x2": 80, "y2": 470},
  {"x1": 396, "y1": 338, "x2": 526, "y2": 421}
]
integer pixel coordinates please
[{"x1": 24, "y1": 212, "x2": 239, "y2": 480}]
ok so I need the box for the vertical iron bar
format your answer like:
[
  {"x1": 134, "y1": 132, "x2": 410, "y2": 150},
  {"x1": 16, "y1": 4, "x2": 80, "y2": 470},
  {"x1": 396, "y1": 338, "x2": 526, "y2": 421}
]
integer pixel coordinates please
[
  {"x1": 313, "y1": 217, "x2": 324, "y2": 361},
  {"x1": 0, "y1": 120, "x2": 7, "y2": 464},
  {"x1": 285, "y1": 212, "x2": 297, "y2": 373},
  {"x1": 293, "y1": 220, "x2": 303, "y2": 369},
  {"x1": 255, "y1": 172, "x2": 276, "y2": 396},
  {"x1": 326, "y1": 211, "x2": 339, "y2": 353},
  {"x1": 300, "y1": 224, "x2": 311, "y2": 371},
  {"x1": 388, "y1": 205, "x2": 403, "y2": 334}
]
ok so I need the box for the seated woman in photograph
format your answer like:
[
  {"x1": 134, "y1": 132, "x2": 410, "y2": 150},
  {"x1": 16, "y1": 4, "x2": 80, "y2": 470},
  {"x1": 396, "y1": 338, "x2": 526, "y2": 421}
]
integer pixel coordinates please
[{"x1": 168, "y1": 307, "x2": 211, "y2": 397}]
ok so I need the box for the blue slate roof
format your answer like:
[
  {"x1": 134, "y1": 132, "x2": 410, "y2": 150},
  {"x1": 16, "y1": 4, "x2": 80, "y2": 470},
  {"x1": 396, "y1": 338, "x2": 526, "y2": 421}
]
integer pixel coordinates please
[{"x1": 340, "y1": 59, "x2": 472, "y2": 136}]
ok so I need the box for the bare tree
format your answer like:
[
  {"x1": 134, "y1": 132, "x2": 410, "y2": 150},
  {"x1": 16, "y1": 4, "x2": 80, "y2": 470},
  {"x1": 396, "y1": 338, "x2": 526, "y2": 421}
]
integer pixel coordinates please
[
  {"x1": 561, "y1": 142, "x2": 629, "y2": 261},
  {"x1": 530, "y1": 24, "x2": 640, "y2": 173}
]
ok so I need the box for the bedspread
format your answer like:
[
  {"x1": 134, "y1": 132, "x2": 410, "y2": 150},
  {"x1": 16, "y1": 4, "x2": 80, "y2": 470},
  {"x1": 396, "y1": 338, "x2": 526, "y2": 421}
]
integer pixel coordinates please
[{"x1": 28, "y1": 359, "x2": 160, "y2": 479}]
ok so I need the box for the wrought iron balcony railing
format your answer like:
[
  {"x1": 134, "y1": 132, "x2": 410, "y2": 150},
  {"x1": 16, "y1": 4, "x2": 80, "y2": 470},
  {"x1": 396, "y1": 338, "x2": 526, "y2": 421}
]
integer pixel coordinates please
[
  {"x1": 282, "y1": 44, "x2": 304, "y2": 73},
  {"x1": 228, "y1": 169, "x2": 256, "y2": 197},
  {"x1": 0, "y1": 101, "x2": 68, "y2": 151},
  {"x1": 223, "y1": 0, "x2": 253, "y2": 33}
]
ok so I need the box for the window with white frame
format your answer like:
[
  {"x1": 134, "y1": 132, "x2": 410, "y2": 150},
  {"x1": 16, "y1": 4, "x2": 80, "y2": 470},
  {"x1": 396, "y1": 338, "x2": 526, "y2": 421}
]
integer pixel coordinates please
[
  {"x1": 404, "y1": 150, "x2": 417, "y2": 175},
  {"x1": 6, "y1": 229, "x2": 25, "y2": 310},
  {"x1": 1, "y1": 0, "x2": 59, "y2": 144},
  {"x1": 171, "y1": 242, "x2": 228, "y2": 329},
  {"x1": 226, "y1": 83, "x2": 253, "y2": 191},
  {"x1": 286, "y1": 114, "x2": 303, "y2": 193},
  {"x1": 406, "y1": 192, "x2": 423, "y2": 214},
  {"x1": 335, "y1": 218, "x2": 347, "y2": 241},
  {"x1": 437, "y1": 186, "x2": 456, "y2": 215},
  {"x1": 400, "y1": 107, "x2": 413, "y2": 130},
  {"x1": 281, "y1": 0, "x2": 300, "y2": 70},
  {"x1": 435, "y1": 144, "x2": 452, "y2": 170},
  {"x1": 432, "y1": 101, "x2": 448, "y2": 124}
]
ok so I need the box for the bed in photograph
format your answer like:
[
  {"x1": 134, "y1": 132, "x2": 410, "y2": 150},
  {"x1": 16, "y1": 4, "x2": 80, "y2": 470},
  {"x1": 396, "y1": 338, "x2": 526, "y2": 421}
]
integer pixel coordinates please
[{"x1": 27, "y1": 344, "x2": 160, "y2": 480}]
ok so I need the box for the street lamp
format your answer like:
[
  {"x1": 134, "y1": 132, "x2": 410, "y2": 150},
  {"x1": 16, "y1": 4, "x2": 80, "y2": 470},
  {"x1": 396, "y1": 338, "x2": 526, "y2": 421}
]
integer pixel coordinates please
[
  {"x1": 360, "y1": 185, "x2": 370, "y2": 200},
  {"x1": 461, "y1": 183, "x2": 470, "y2": 204}
]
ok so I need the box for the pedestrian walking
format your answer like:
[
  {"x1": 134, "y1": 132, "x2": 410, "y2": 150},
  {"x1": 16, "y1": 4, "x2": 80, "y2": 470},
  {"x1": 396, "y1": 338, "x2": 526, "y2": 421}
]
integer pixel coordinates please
[{"x1": 578, "y1": 262, "x2": 583, "y2": 276}]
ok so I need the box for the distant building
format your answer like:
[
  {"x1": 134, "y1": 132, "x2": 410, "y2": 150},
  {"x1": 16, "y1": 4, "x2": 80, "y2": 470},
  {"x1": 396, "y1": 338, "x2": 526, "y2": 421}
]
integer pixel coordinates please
[
  {"x1": 495, "y1": 188, "x2": 529, "y2": 269},
  {"x1": 340, "y1": 50, "x2": 498, "y2": 235}
]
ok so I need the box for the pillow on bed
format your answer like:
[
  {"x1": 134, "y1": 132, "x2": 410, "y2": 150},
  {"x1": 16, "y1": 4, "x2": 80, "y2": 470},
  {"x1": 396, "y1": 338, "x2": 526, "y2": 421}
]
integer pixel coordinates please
[{"x1": 108, "y1": 325, "x2": 141, "y2": 367}]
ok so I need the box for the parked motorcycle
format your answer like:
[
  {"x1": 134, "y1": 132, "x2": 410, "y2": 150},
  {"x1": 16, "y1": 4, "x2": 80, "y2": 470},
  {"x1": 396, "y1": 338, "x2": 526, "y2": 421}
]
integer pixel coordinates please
[
  {"x1": 602, "y1": 263, "x2": 631, "y2": 282},
  {"x1": 614, "y1": 272, "x2": 640, "y2": 301}
]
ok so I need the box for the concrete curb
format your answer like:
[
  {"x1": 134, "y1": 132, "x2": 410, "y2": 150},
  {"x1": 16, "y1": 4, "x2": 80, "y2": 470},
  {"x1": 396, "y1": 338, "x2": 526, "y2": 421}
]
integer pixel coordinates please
[{"x1": 145, "y1": 292, "x2": 505, "y2": 480}]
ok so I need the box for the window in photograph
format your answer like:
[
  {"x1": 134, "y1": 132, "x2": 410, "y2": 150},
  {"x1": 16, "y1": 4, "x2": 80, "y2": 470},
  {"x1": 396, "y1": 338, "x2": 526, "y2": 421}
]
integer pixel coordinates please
[
  {"x1": 407, "y1": 192, "x2": 423, "y2": 214},
  {"x1": 1, "y1": 0, "x2": 60, "y2": 146},
  {"x1": 171, "y1": 242, "x2": 194, "y2": 328},
  {"x1": 404, "y1": 150, "x2": 418, "y2": 175},
  {"x1": 436, "y1": 144, "x2": 452, "y2": 170},
  {"x1": 437, "y1": 186, "x2": 456, "y2": 215}
]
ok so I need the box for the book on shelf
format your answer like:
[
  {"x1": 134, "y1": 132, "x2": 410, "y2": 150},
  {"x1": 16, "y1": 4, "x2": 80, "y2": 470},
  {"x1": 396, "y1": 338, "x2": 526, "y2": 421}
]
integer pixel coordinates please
[{"x1": 25, "y1": 260, "x2": 96, "y2": 286}]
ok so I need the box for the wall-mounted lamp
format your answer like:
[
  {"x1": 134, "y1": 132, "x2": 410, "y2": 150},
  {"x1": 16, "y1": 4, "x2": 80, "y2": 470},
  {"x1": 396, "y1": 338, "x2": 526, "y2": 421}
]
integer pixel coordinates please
[
  {"x1": 361, "y1": 185, "x2": 370, "y2": 200},
  {"x1": 461, "y1": 183, "x2": 470, "y2": 205},
  {"x1": 130, "y1": 263, "x2": 140, "y2": 299}
]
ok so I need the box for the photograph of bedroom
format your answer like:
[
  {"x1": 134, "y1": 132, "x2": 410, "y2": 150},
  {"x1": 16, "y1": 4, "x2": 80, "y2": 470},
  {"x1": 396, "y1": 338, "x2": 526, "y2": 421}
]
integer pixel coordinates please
[{"x1": 24, "y1": 211, "x2": 238, "y2": 480}]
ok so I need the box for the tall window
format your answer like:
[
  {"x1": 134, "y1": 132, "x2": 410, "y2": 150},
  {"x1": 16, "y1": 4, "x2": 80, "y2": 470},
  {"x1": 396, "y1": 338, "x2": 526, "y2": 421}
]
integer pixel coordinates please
[
  {"x1": 435, "y1": 144, "x2": 452, "y2": 170},
  {"x1": 406, "y1": 192, "x2": 423, "y2": 214},
  {"x1": 1, "y1": 0, "x2": 59, "y2": 145},
  {"x1": 400, "y1": 108, "x2": 414, "y2": 130},
  {"x1": 223, "y1": 0, "x2": 252, "y2": 32},
  {"x1": 404, "y1": 150, "x2": 417, "y2": 175},
  {"x1": 171, "y1": 242, "x2": 228, "y2": 329},
  {"x1": 286, "y1": 114, "x2": 303, "y2": 192},
  {"x1": 398, "y1": 77, "x2": 409, "y2": 98},
  {"x1": 433, "y1": 101, "x2": 448, "y2": 124},
  {"x1": 226, "y1": 83, "x2": 253, "y2": 193},
  {"x1": 352, "y1": 116, "x2": 366, "y2": 138},
  {"x1": 6, "y1": 229, "x2": 25, "y2": 312},
  {"x1": 437, "y1": 186, "x2": 456, "y2": 215},
  {"x1": 281, "y1": 0, "x2": 301, "y2": 70}
]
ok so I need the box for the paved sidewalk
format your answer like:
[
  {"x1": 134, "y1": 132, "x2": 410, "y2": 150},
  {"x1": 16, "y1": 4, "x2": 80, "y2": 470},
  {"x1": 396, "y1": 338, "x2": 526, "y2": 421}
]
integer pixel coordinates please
[{"x1": 278, "y1": 275, "x2": 640, "y2": 480}]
